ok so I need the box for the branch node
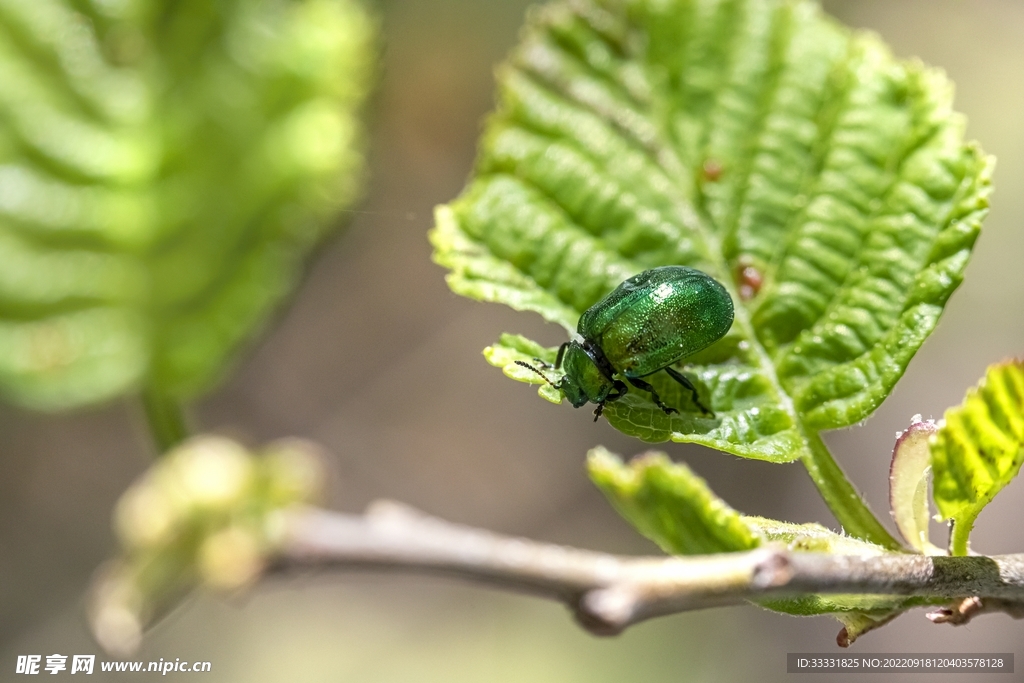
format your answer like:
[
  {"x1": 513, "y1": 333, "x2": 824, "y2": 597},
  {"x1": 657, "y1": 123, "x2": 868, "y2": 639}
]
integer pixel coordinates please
[
  {"x1": 576, "y1": 586, "x2": 638, "y2": 636},
  {"x1": 752, "y1": 547, "x2": 793, "y2": 589},
  {"x1": 927, "y1": 596, "x2": 983, "y2": 625},
  {"x1": 927, "y1": 597, "x2": 1024, "y2": 625},
  {"x1": 365, "y1": 499, "x2": 424, "y2": 525}
]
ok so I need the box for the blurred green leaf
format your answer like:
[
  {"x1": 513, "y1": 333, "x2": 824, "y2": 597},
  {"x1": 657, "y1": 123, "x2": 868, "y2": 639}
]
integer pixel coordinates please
[
  {"x1": 92, "y1": 434, "x2": 326, "y2": 654},
  {"x1": 932, "y1": 360, "x2": 1024, "y2": 555},
  {"x1": 0, "y1": 0, "x2": 373, "y2": 409},
  {"x1": 432, "y1": 0, "x2": 990, "y2": 460}
]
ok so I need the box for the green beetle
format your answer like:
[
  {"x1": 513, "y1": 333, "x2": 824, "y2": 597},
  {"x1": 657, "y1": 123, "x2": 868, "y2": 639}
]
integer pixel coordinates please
[{"x1": 517, "y1": 266, "x2": 734, "y2": 420}]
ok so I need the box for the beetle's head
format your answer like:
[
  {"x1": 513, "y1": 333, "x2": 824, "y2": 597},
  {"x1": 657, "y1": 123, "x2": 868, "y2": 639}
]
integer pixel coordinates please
[
  {"x1": 557, "y1": 372, "x2": 589, "y2": 408},
  {"x1": 560, "y1": 343, "x2": 614, "y2": 408}
]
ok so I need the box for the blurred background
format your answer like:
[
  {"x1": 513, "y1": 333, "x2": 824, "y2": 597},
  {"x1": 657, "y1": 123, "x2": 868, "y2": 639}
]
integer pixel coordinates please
[{"x1": 2, "y1": 0, "x2": 1023, "y2": 680}]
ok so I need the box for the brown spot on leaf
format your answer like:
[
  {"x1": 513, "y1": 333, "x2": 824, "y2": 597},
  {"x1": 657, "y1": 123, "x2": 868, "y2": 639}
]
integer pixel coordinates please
[
  {"x1": 735, "y1": 255, "x2": 764, "y2": 301},
  {"x1": 701, "y1": 159, "x2": 723, "y2": 182}
]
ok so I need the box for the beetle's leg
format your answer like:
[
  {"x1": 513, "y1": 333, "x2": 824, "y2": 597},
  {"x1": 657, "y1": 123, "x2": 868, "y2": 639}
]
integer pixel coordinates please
[
  {"x1": 665, "y1": 367, "x2": 714, "y2": 417},
  {"x1": 627, "y1": 377, "x2": 678, "y2": 415},
  {"x1": 609, "y1": 379, "x2": 628, "y2": 401},
  {"x1": 554, "y1": 342, "x2": 570, "y2": 369},
  {"x1": 593, "y1": 381, "x2": 627, "y2": 422}
]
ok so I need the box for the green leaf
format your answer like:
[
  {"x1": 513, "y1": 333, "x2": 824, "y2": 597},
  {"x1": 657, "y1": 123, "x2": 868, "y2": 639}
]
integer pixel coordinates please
[
  {"x1": 589, "y1": 447, "x2": 926, "y2": 628},
  {"x1": 588, "y1": 447, "x2": 891, "y2": 556},
  {"x1": 588, "y1": 446, "x2": 759, "y2": 554},
  {"x1": 0, "y1": 0, "x2": 374, "y2": 410},
  {"x1": 483, "y1": 333, "x2": 564, "y2": 404},
  {"x1": 431, "y1": 0, "x2": 990, "y2": 545},
  {"x1": 833, "y1": 611, "x2": 903, "y2": 648},
  {"x1": 434, "y1": 0, "x2": 989, "y2": 450},
  {"x1": 759, "y1": 595, "x2": 926, "y2": 625},
  {"x1": 931, "y1": 360, "x2": 1024, "y2": 556},
  {"x1": 744, "y1": 517, "x2": 891, "y2": 556}
]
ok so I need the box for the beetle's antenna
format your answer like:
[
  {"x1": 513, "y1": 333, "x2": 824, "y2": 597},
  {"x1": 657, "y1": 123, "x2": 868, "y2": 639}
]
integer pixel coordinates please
[{"x1": 514, "y1": 360, "x2": 559, "y2": 389}]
